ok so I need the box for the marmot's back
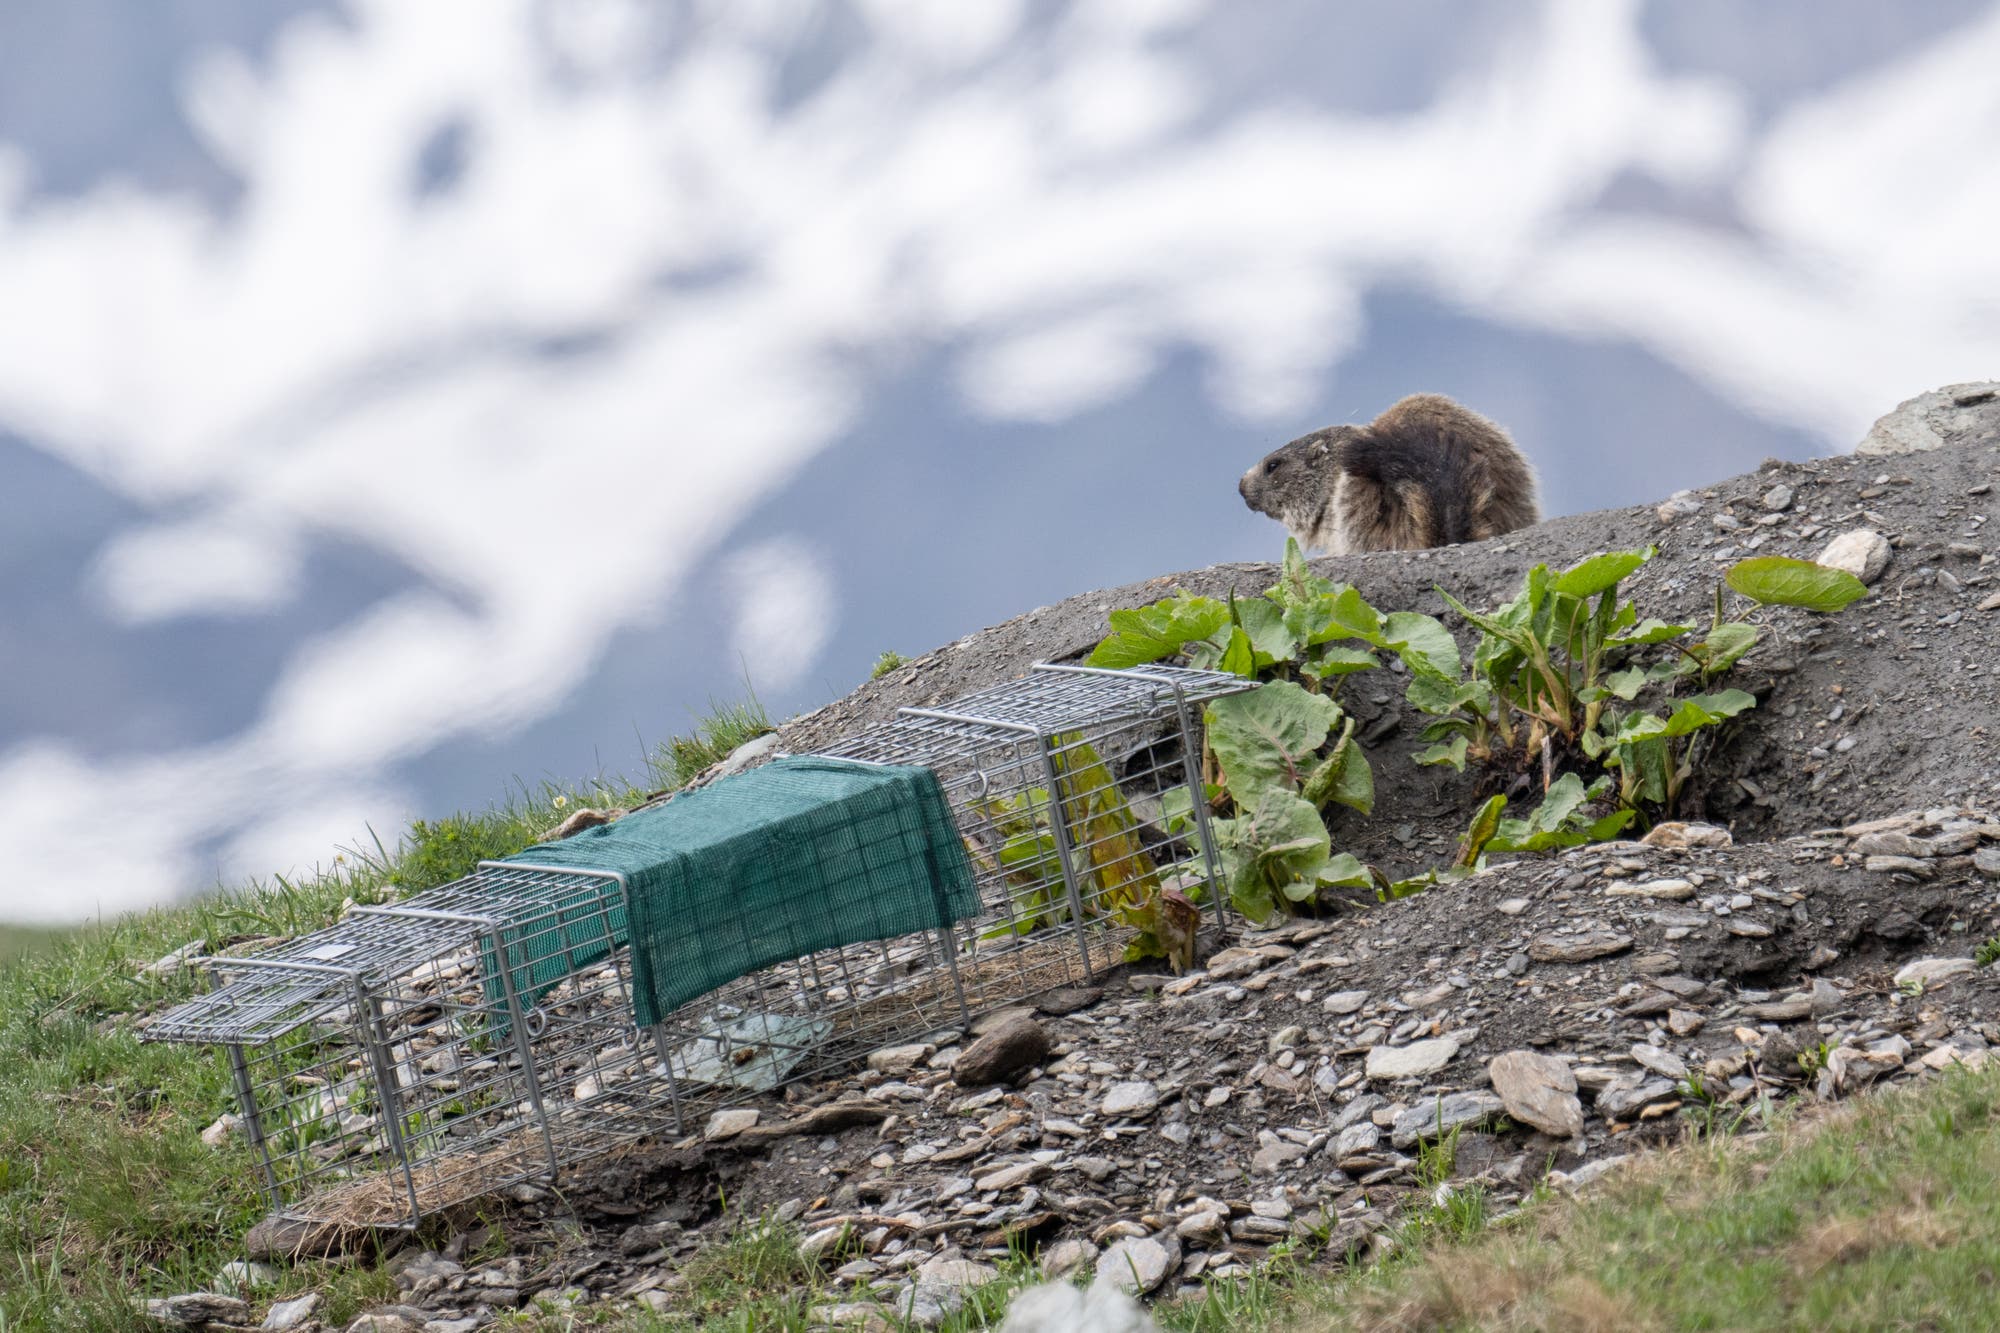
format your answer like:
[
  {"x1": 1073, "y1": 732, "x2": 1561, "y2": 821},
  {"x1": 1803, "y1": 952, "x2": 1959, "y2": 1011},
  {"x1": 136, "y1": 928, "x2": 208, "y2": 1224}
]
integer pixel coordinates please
[{"x1": 1238, "y1": 393, "x2": 1540, "y2": 554}]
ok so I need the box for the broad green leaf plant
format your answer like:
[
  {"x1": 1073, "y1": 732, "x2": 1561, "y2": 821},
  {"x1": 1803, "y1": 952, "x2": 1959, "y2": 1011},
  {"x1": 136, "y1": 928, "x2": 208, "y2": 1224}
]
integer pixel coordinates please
[
  {"x1": 969, "y1": 735, "x2": 1172, "y2": 953},
  {"x1": 1408, "y1": 547, "x2": 1848, "y2": 806},
  {"x1": 1082, "y1": 539, "x2": 1865, "y2": 931},
  {"x1": 1085, "y1": 540, "x2": 1446, "y2": 922},
  {"x1": 1425, "y1": 547, "x2": 1864, "y2": 861},
  {"x1": 1204, "y1": 681, "x2": 1375, "y2": 924}
]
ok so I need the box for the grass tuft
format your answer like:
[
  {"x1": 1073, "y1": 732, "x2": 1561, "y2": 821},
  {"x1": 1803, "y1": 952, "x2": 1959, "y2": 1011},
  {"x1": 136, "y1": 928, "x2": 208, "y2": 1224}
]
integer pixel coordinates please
[{"x1": 651, "y1": 696, "x2": 774, "y2": 791}]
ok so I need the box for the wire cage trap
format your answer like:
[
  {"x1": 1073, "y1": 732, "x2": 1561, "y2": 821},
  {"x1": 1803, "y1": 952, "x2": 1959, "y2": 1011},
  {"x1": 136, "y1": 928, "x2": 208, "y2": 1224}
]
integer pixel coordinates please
[
  {"x1": 146, "y1": 663, "x2": 1253, "y2": 1228},
  {"x1": 644, "y1": 663, "x2": 1252, "y2": 1121},
  {"x1": 143, "y1": 862, "x2": 680, "y2": 1229}
]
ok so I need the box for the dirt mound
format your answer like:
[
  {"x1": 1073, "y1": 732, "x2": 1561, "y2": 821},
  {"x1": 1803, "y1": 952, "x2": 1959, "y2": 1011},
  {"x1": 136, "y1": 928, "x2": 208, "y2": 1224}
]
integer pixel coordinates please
[{"x1": 783, "y1": 438, "x2": 2000, "y2": 876}]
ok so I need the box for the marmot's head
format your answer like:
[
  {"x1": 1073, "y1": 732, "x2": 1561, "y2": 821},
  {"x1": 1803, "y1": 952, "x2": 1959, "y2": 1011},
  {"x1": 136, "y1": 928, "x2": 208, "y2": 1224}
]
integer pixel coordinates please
[{"x1": 1239, "y1": 425, "x2": 1355, "y2": 532}]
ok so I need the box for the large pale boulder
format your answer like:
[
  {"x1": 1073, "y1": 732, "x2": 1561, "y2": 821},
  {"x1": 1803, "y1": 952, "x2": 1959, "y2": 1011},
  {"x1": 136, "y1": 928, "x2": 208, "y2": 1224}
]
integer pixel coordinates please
[{"x1": 1857, "y1": 381, "x2": 2000, "y2": 455}]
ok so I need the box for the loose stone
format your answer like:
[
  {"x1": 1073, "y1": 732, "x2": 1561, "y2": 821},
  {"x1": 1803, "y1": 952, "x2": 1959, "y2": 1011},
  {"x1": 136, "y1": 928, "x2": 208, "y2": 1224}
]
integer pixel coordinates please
[
  {"x1": 1251, "y1": 1130, "x2": 1308, "y2": 1173},
  {"x1": 1099, "y1": 1081, "x2": 1162, "y2": 1118},
  {"x1": 1092, "y1": 1233, "x2": 1180, "y2": 1297},
  {"x1": 1529, "y1": 932, "x2": 1633, "y2": 963},
  {"x1": 1630, "y1": 1045, "x2": 1689, "y2": 1081},
  {"x1": 262, "y1": 1294, "x2": 320, "y2": 1332},
  {"x1": 1641, "y1": 823, "x2": 1733, "y2": 850},
  {"x1": 1389, "y1": 1092, "x2": 1503, "y2": 1149},
  {"x1": 704, "y1": 1108, "x2": 760, "y2": 1140},
  {"x1": 1364, "y1": 1037, "x2": 1460, "y2": 1081},
  {"x1": 953, "y1": 1015, "x2": 1052, "y2": 1087},
  {"x1": 1596, "y1": 1076, "x2": 1680, "y2": 1120},
  {"x1": 867, "y1": 1043, "x2": 935, "y2": 1076},
  {"x1": 1487, "y1": 1049, "x2": 1584, "y2": 1138},
  {"x1": 141, "y1": 1295, "x2": 253, "y2": 1327},
  {"x1": 1818, "y1": 529, "x2": 1892, "y2": 584},
  {"x1": 1741, "y1": 995, "x2": 1813, "y2": 1021},
  {"x1": 1605, "y1": 879, "x2": 1695, "y2": 900},
  {"x1": 1893, "y1": 958, "x2": 1977, "y2": 990}
]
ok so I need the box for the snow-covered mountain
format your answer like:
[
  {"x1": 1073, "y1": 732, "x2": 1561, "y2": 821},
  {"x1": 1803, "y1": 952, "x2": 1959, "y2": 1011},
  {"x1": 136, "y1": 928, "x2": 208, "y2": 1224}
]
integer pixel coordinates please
[{"x1": 3, "y1": 0, "x2": 1997, "y2": 922}]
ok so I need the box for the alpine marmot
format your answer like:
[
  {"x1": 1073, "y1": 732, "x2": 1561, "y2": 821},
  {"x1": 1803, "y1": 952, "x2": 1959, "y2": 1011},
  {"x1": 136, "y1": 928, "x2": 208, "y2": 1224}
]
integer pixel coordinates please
[{"x1": 1239, "y1": 393, "x2": 1540, "y2": 554}]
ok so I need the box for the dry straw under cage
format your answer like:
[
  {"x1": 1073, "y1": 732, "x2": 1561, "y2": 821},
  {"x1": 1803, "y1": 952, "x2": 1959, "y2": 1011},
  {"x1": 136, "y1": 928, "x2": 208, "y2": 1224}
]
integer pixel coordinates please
[{"x1": 146, "y1": 663, "x2": 1251, "y2": 1227}]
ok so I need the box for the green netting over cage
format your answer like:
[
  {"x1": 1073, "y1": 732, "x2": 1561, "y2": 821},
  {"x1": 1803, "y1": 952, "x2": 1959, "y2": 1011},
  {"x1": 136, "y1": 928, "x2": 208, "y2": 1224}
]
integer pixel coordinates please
[
  {"x1": 503, "y1": 755, "x2": 980, "y2": 1026},
  {"x1": 472, "y1": 871, "x2": 630, "y2": 1036}
]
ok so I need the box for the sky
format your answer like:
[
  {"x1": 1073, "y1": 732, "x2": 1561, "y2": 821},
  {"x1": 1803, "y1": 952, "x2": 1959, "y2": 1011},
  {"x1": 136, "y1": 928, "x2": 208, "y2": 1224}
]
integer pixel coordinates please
[{"x1": 2, "y1": 0, "x2": 1998, "y2": 924}]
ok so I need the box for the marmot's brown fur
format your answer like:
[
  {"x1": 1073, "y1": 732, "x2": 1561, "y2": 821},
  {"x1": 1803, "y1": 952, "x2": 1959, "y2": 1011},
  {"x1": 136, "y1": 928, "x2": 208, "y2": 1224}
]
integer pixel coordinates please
[{"x1": 1239, "y1": 394, "x2": 1541, "y2": 554}]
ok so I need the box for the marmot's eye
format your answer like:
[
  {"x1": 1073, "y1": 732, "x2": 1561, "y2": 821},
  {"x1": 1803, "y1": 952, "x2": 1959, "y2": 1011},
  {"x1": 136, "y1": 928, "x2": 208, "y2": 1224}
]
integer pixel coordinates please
[{"x1": 1264, "y1": 458, "x2": 1281, "y2": 475}]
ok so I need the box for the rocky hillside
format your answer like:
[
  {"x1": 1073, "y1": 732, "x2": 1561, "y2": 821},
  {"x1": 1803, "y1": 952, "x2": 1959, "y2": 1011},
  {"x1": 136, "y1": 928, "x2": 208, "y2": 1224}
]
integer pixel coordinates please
[
  {"x1": 136, "y1": 385, "x2": 2000, "y2": 1333},
  {"x1": 790, "y1": 383, "x2": 2000, "y2": 879}
]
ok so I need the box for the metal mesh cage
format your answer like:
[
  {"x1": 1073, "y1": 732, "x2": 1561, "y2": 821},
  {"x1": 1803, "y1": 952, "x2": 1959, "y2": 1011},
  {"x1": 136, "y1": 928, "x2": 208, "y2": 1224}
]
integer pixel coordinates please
[
  {"x1": 647, "y1": 664, "x2": 1249, "y2": 1117},
  {"x1": 145, "y1": 864, "x2": 680, "y2": 1228}
]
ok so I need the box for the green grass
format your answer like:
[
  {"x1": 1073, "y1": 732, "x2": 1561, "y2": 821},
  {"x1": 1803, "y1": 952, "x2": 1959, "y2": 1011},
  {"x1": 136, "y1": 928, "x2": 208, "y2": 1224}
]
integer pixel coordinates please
[
  {"x1": 1287, "y1": 1063, "x2": 2000, "y2": 1331},
  {"x1": 0, "y1": 705, "x2": 758, "y2": 1332},
  {"x1": 652, "y1": 695, "x2": 774, "y2": 790},
  {"x1": 0, "y1": 927, "x2": 65, "y2": 967}
]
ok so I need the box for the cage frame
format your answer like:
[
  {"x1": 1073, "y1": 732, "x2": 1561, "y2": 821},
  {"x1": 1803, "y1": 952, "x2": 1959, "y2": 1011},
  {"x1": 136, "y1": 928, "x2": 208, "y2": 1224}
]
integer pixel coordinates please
[{"x1": 145, "y1": 860, "x2": 682, "y2": 1229}]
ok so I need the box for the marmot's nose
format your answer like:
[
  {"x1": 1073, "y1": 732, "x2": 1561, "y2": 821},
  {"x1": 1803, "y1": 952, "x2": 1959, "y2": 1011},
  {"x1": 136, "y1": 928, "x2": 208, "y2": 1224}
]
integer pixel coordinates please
[{"x1": 1238, "y1": 473, "x2": 1250, "y2": 500}]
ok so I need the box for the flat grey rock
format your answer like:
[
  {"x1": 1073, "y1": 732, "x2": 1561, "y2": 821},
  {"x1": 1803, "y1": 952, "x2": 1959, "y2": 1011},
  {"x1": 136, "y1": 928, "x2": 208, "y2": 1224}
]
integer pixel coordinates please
[
  {"x1": 1390, "y1": 1091, "x2": 1504, "y2": 1149},
  {"x1": 262, "y1": 1294, "x2": 321, "y2": 1332},
  {"x1": 1364, "y1": 1036, "x2": 1460, "y2": 1081},
  {"x1": 141, "y1": 1294, "x2": 252, "y2": 1327},
  {"x1": 1487, "y1": 1049, "x2": 1583, "y2": 1138},
  {"x1": 1595, "y1": 1075, "x2": 1680, "y2": 1120},
  {"x1": 1529, "y1": 931, "x2": 1633, "y2": 963},
  {"x1": 1098, "y1": 1080, "x2": 1162, "y2": 1118},
  {"x1": 1091, "y1": 1233, "x2": 1180, "y2": 1297},
  {"x1": 1893, "y1": 957, "x2": 1977, "y2": 990}
]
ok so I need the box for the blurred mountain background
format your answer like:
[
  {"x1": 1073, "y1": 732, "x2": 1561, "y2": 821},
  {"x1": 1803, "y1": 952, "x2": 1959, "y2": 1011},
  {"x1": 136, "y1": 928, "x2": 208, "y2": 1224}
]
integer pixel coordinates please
[{"x1": 3, "y1": 0, "x2": 1998, "y2": 922}]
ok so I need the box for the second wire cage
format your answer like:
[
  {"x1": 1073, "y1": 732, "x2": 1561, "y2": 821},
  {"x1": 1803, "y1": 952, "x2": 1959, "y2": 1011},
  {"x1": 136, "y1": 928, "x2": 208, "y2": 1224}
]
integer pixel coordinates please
[{"x1": 644, "y1": 663, "x2": 1251, "y2": 1122}]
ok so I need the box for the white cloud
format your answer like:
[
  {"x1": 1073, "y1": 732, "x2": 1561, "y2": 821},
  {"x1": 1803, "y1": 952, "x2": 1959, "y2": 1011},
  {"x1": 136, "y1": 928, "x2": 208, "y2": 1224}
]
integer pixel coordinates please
[
  {"x1": 1742, "y1": 3, "x2": 2000, "y2": 306},
  {"x1": 1045, "y1": 48, "x2": 1201, "y2": 156},
  {"x1": 959, "y1": 310, "x2": 1158, "y2": 421},
  {"x1": 92, "y1": 516, "x2": 302, "y2": 622},
  {"x1": 1494, "y1": 5, "x2": 2000, "y2": 443},
  {"x1": 0, "y1": 744, "x2": 209, "y2": 925},
  {"x1": 720, "y1": 537, "x2": 839, "y2": 695},
  {"x1": 853, "y1": 0, "x2": 1027, "y2": 69},
  {"x1": 1, "y1": 0, "x2": 1997, "y2": 921}
]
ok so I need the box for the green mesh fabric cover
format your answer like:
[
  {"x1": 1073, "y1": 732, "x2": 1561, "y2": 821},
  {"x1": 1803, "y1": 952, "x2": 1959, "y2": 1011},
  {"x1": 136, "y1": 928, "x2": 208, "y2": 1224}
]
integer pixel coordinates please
[
  {"x1": 499, "y1": 756, "x2": 980, "y2": 1027},
  {"x1": 477, "y1": 877, "x2": 631, "y2": 1037}
]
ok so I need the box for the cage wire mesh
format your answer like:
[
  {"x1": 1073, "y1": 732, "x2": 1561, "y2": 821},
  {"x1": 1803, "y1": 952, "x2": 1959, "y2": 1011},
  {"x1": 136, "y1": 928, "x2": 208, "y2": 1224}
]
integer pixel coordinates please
[
  {"x1": 145, "y1": 663, "x2": 1251, "y2": 1227},
  {"x1": 143, "y1": 863, "x2": 681, "y2": 1229}
]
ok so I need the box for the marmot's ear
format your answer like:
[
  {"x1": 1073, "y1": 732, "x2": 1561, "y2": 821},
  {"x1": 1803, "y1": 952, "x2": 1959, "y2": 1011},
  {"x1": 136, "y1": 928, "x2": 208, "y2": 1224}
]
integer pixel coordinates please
[{"x1": 1311, "y1": 436, "x2": 1331, "y2": 460}]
